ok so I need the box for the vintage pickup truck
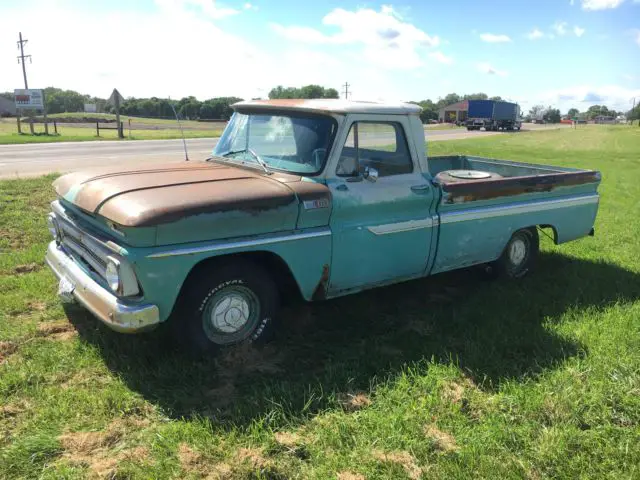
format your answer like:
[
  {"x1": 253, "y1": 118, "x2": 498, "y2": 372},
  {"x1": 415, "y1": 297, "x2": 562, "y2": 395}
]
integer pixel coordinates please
[{"x1": 45, "y1": 99, "x2": 601, "y2": 353}]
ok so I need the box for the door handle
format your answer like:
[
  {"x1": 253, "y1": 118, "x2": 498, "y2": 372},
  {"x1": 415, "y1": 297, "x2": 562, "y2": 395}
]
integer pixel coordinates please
[
  {"x1": 336, "y1": 184, "x2": 348, "y2": 191},
  {"x1": 411, "y1": 184, "x2": 431, "y2": 193}
]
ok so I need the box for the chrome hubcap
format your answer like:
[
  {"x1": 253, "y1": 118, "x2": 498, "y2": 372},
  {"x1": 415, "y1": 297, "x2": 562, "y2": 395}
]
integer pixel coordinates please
[
  {"x1": 211, "y1": 294, "x2": 250, "y2": 333},
  {"x1": 202, "y1": 285, "x2": 260, "y2": 345},
  {"x1": 509, "y1": 238, "x2": 527, "y2": 266}
]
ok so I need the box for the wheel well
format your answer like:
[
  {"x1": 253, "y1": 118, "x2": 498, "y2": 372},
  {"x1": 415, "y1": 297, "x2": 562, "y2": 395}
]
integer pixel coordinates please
[
  {"x1": 538, "y1": 224, "x2": 558, "y2": 244},
  {"x1": 182, "y1": 251, "x2": 303, "y2": 305}
]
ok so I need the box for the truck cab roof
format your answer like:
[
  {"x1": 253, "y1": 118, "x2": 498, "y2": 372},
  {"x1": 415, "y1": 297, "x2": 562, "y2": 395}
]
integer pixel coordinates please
[{"x1": 232, "y1": 99, "x2": 422, "y2": 116}]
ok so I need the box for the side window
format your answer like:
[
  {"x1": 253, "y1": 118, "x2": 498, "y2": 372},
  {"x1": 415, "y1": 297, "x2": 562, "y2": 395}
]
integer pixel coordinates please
[{"x1": 336, "y1": 122, "x2": 413, "y2": 177}]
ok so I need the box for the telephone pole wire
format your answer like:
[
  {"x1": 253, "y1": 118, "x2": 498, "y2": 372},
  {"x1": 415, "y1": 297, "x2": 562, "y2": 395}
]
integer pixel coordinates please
[
  {"x1": 343, "y1": 82, "x2": 350, "y2": 100},
  {"x1": 17, "y1": 32, "x2": 31, "y2": 89}
]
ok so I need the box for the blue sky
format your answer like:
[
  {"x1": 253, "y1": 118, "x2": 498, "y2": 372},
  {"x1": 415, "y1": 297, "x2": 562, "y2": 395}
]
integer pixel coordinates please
[{"x1": 1, "y1": 0, "x2": 639, "y2": 112}]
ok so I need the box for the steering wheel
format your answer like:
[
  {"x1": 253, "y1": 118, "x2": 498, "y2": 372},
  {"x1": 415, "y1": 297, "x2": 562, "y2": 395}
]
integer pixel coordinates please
[{"x1": 310, "y1": 148, "x2": 327, "y2": 170}]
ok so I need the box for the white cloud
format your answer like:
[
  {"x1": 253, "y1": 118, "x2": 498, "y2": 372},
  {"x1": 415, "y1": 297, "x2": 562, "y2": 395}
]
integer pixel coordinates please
[
  {"x1": 635, "y1": 29, "x2": 640, "y2": 46},
  {"x1": 479, "y1": 33, "x2": 512, "y2": 43},
  {"x1": 570, "y1": 0, "x2": 575, "y2": 5},
  {"x1": 272, "y1": 6, "x2": 439, "y2": 47},
  {"x1": 574, "y1": 26, "x2": 586, "y2": 37},
  {"x1": 243, "y1": 3, "x2": 257, "y2": 10},
  {"x1": 157, "y1": 0, "x2": 239, "y2": 19},
  {"x1": 581, "y1": 0, "x2": 625, "y2": 10},
  {"x1": 552, "y1": 21, "x2": 568, "y2": 36},
  {"x1": 270, "y1": 6, "x2": 440, "y2": 70},
  {"x1": 0, "y1": 1, "x2": 273, "y2": 100},
  {"x1": 428, "y1": 51, "x2": 454, "y2": 64},
  {"x1": 527, "y1": 28, "x2": 545, "y2": 40},
  {"x1": 477, "y1": 62, "x2": 508, "y2": 76},
  {"x1": 539, "y1": 85, "x2": 640, "y2": 111}
]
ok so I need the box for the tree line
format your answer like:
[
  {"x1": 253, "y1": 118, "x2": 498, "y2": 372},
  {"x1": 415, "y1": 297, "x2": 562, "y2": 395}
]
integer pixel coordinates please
[{"x1": 1, "y1": 87, "x2": 637, "y2": 124}]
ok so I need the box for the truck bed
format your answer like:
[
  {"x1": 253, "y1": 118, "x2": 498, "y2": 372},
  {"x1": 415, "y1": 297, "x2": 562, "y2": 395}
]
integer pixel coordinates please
[
  {"x1": 427, "y1": 155, "x2": 601, "y2": 274},
  {"x1": 429, "y1": 155, "x2": 600, "y2": 204}
]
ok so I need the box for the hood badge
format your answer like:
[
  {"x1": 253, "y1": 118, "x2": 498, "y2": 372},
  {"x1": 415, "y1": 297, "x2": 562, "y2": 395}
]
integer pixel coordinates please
[{"x1": 303, "y1": 199, "x2": 330, "y2": 210}]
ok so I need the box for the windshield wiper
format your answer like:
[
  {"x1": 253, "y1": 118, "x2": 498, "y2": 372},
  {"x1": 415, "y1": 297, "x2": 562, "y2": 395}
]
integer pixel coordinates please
[{"x1": 220, "y1": 148, "x2": 271, "y2": 175}]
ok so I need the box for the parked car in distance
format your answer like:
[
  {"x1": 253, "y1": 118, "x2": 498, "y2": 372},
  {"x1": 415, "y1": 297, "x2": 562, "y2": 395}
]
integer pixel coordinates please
[{"x1": 45, "y1": 99, "x2": 601, "y2": 354}]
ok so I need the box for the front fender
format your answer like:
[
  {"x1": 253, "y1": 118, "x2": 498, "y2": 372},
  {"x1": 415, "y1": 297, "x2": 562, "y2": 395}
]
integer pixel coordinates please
[{"x1": 130, "y1": 228, "x2": 332, "y2": 322}]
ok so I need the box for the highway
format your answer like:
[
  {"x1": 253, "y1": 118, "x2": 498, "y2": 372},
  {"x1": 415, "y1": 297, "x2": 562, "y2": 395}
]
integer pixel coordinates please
[{"x1": 0, "y1": 124, "x2": 563, "y2": 179}]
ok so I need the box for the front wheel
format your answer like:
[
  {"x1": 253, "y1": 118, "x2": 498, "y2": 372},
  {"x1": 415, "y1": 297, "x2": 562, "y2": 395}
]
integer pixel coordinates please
[
  {"x1": 172, "y1": 260, "x2": 279, "y2": 355},
  {"x1": 488, "y1": 228, "x2": 539, "y2": 279}
]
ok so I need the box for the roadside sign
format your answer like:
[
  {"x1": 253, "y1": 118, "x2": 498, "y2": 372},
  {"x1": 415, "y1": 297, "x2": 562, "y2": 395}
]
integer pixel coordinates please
[
  {"x1": 107, "y1": 89, "x2": 125, "y2": 106},
  {"x1": 84, "y1": 103, "x2": 97, "y2": 113},
  {"x1": 14, "y1": 88, "x2": 44, "y2": 109}
]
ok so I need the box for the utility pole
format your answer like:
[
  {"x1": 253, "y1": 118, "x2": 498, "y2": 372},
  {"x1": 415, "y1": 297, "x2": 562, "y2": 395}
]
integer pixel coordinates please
[
  {"x1": 17, "y1": 32, "x2": 37, "y2": 134},
  {"x1": 343, "y1": 82, "x2": 350, "y2": 100},
  {"x1": 17, "y1": 32, "x2": 30, "y2": 89}
]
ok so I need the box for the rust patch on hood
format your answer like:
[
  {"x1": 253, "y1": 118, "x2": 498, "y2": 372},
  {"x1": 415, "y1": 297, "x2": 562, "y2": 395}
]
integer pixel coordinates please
[
  {"x1": 287, "y1": 180, "x2": 332, "y2": 203},
  {"x1": 440, "y1": 170, "x2": 601, "y2": 203},
  {"x1": 99, "y1": 177, "x2": 296, "y2": 226},
  {"x1": 55, "y1": 162, "x2": 299, "y2": 227}
]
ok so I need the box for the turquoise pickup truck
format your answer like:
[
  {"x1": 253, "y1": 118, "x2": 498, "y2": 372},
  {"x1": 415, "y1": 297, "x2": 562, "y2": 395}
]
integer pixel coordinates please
[{"x1": 45, "y1": 100, "x2": 601, "y2": 354}]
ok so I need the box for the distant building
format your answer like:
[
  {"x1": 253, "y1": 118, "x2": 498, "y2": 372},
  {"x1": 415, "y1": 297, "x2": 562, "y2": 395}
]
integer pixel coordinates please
[
  {"x1": 438, "y1": 100, "x2": 468, "y2": 123},
  {"x1": 0, "y1": 96, "x2": 16, "y2": 116},
  {"x1": 594, "y1": 115, "x2": 615, "y2": 124}
]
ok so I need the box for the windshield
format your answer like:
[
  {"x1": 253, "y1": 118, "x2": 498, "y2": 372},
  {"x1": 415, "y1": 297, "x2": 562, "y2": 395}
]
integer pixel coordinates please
[{"x1": 212, "y1": 112, "x2": 338, "y2": 175}]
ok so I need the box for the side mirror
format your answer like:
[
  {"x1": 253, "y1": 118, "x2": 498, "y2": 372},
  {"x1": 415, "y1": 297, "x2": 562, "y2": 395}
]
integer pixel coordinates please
[{"x1": 363, "y1": 166, "x2": 379, "y2": 183}]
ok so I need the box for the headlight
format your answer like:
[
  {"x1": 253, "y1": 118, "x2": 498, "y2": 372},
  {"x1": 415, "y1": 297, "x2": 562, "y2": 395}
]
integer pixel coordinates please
[{"x1": 105, "y1": 257, "x2": 121, "y2": 294}]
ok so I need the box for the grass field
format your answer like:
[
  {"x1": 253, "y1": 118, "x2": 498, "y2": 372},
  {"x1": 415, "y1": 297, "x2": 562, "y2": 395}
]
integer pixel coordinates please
[
  {"x1": 1, "y1": 126, "x2": 639, "y2": 479},
  {"x1": 0, "y1": 117, "x2": 223, "y2": 145}
]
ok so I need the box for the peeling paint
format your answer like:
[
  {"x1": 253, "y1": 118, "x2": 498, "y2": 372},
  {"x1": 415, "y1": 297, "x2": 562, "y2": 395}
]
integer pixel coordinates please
[
  {"x1": 441, "y1": 171, "x2": 600, "y2": 204},
  {"x1": 311, "y1": 264, "x2": 330, "y2": 301}
]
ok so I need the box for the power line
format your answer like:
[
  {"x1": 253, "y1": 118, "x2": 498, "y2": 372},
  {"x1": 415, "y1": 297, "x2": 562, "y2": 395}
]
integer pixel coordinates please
[
  {"x1": 17, "y1": 32, "x2": 31, "y2": 89},
  {"x1": 343, "y1": 82, "x2": 350, "y2": 100}
]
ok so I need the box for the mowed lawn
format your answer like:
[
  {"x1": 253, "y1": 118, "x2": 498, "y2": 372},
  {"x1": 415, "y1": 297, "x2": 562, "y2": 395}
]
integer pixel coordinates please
[
  {"x1": 1, "y1": 126, "x2": 639, "y2": 479},
  {"x1": 0, "y1": 117, "x2": 223, "y2": 145}
]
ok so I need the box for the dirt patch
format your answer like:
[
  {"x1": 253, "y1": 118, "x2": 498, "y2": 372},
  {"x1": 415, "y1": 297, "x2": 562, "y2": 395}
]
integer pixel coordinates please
[
  {"x1": 27, "y1": 301, "x2": 47, "y2": 312},
  {"x1": 58, "y1": 417, "x2": 151, "y2": 477},
  {"x1": 0, "y1": 341, "x2": 18, "y2": 363},
  {"x1": 178, "y1": 443, "x2": 250, "y2": 480},
  {"x1": 215, "y1": 344, "x2": 284, "y2": 378},
  {"x1": 178, "y1": 443, "x2": 205, "y2": 471},
  {"x1": 337, "y1": 392, "x2": 371, "y2": 412},
  {"x1": 337, "y1": 472, "x2": 366, "y2": 480},
  {"x1": 14, "y1": 262, "x2": 40, "y2": 274},
  {"x1": 0, "y1": 400, "x2": 31, "y2": 418},
  {"x1": 274, "y1": 431, "x2": 300, "y2": 447},
  {"x1": 423, "y1": 425, "x2": 459, "y2": 453},
  {"x1": 402, "y1": 319, "x2": 433, "y2": 336},
  {"x1": 205, "y1": 382, "x2": 238, "y2": 410},
  {"x1": 377, "y1": 345, "x2": 404, "y2": 357},
  {"x1": 235, "y1": 447, "x2": 268, "y2": 470},
  {"x1": 36, "y1": 321, "x2": 77, "y2": 341},
  {"x1": 373, "y1": 450, "x2": 422, "y2": 479}
]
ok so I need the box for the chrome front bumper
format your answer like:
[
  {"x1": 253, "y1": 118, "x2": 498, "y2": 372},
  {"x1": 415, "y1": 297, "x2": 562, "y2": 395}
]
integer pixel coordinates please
[{"x1": 45, "y1": 241, "x2": 160, "y2": 333}]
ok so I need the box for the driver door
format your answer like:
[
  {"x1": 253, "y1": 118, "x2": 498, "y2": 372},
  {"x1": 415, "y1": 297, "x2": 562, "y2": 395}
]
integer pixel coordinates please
[{"x1": 327, "y1": 116, "x2": 436, "y2": 294}]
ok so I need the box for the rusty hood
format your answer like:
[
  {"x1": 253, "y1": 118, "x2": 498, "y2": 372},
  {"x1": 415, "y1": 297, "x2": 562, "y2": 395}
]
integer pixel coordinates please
[{"x1": 53, "y1": 162, "x2": 329, "y2": 228}]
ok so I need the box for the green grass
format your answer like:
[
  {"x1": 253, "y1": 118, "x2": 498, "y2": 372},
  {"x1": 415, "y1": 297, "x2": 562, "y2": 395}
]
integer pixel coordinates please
[
  {"x1": 425, "y1": 123, "x2": 464, "y2": 130},
  {"x1": 0, "y1": 118, "x2": 223, "y2": 144},
  {"x1": 1, "y1": 126, "x2": 639, "y2": 479}
]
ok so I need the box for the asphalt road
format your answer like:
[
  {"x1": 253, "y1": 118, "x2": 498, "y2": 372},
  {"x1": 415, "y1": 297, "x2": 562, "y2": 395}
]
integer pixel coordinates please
[{"x1": 0, "y1": 124, "x2": 564, "y2": 179}]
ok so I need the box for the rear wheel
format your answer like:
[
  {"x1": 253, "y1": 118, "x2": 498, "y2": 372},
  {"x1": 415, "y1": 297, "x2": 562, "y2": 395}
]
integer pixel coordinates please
[
  {"x1": 172, "y1": 260, "x2": 279, "y2": 355},
  {"x1": 486, "y1": 228, "x2": 539, "y2": 279}
]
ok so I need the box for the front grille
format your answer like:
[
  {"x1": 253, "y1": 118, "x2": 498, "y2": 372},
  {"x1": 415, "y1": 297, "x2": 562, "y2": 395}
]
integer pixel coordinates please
[{"x1": 51, "y1": 202, "x2": 113, "y2": 280}]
